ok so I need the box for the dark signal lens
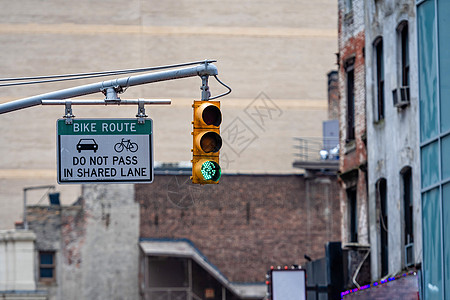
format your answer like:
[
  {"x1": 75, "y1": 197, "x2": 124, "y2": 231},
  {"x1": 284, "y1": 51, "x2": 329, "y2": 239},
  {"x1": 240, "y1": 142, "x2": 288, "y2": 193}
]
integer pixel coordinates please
[
  {"x1": 200, "y1": 132, "x2": 222, "y2": 153},
  {"x1": 202, "y1": 105, "x2": 222, "y2": 126}
]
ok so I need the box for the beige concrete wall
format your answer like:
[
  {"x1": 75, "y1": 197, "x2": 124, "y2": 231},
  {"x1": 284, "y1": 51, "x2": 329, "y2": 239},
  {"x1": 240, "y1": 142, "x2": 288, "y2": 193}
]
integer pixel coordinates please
[
  {"x1": 0, "y1": 0, "x2": 337, "y2": 228},
  {"x1": 0, "y1": 230, "x2": 36, "y2": 291}
]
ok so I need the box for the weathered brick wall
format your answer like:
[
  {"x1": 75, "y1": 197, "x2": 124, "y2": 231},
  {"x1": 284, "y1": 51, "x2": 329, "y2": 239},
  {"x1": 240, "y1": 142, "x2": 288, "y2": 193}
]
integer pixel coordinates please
[
  {"x1": 338, "y1": 0, "x2": 369, "y2": 246},
  {"x1": 27, "y1": 184, "x2": 139, "y2": 300},
  {"x1": 136, "y1": 174, "x2": 341, "y2": 283},
  {"x1": 27, "y1": 205, "x2": 85, "y2": 300},
  {"x1": 27, "y1": 205, "x2": 86, "y2": 266},
  {"x1": 27, "y1": 206, "x2": 64, "y2": 251}
]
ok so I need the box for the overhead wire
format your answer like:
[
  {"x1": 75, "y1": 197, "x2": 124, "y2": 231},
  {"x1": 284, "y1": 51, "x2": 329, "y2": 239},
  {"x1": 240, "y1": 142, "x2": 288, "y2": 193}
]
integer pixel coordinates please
[
  {"x1": 0, "y1": 59, "x2": 217, "y2": 87},
  {"x1": 209, "y1": 75, "x2": 232, "y2": 100}
]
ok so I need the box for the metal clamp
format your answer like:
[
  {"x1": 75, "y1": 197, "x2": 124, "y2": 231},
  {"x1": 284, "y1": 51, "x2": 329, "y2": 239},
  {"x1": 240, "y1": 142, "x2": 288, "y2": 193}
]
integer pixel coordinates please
[
  {"x1": 136, "y1": 100, "x2": 148, "y2": 124},
  {"x1": 101, "y1": 86, "x2": 122, "y2": 103},
  {"x1": 63, "y1": 101, "x2": 75, "y2": 125},
  {"x1": 200, "y1": 75, "x2": 210, "y2": 101}
]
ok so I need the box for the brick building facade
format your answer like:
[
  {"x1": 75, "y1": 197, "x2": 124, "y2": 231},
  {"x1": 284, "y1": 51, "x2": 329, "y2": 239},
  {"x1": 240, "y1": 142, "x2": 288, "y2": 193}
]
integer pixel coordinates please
[
  {"x1": 337, "y1": 0, "x2": 422, "y2": 298},
  {"x1": 338, "y1": 0, "x2": 368, "y2": 247},
  {"x1": 23, "y1": 173, "x2": 340, "y2": 299},
  {"x1": 26, "y1": 185, "x2": 141, "y2": 300},
  {"x1": 136, "y1": 174, "x2": 341, "y2": 283},
  {"x1": 337, "y1": 0, "x2": 371, "y2": 289}
]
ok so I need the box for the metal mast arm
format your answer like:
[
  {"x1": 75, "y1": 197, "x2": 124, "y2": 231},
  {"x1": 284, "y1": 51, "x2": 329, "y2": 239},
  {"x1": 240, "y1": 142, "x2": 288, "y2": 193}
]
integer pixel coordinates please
[{"x1": 0, "y1": 63, "x2": 218, "y2": 114}]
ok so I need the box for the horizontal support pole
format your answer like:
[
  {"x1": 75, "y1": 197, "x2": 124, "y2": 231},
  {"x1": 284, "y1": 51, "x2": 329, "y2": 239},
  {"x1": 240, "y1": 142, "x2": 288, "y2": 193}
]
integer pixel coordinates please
[
  {"x1": 41, "y1": 99, "x2": 171, "y2": 105},
  {"x1": 0, "y1": 62, "x2": 217, "y2": 114}
]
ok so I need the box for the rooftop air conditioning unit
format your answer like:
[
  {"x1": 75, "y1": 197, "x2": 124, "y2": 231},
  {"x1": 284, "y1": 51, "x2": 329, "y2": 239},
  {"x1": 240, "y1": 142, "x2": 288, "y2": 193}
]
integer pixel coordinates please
[
  {"x1": 405, "y1": 243, "x2": 414, "y2": 267},
  {"x1": 392, "y1": 86, "x2": 410, "y2": 108}
]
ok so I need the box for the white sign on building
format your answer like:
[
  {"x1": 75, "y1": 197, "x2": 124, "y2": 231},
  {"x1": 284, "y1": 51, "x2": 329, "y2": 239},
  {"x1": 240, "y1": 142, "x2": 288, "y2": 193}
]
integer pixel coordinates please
[
  {"x1": 271, "y1": 269, "x2": 306, "y2": 300},
  {"x1": 57, "y1": 119, "x2": 153, "y2": 184}
]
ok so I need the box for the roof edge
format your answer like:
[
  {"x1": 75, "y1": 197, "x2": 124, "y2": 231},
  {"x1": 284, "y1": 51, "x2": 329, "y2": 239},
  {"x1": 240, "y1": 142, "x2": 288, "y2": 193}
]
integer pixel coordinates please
[{"x1": 139, "y1": 238, "x2": 266, "y2": 299}]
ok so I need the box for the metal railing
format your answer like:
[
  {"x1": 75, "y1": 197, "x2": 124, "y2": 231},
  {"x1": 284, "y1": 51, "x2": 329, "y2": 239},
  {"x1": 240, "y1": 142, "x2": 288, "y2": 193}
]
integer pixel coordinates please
[
  {"x1": 293, "y1": 137, "x2": 339, "y2": 162},
  {"x1": 143, "y1": 288, "x2": 202, "y2": 300}
]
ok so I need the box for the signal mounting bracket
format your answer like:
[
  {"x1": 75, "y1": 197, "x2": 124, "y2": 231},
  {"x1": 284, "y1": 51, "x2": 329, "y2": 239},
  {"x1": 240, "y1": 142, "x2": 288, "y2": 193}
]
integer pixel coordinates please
[
  {"x1": 101, "y1": 86, "x2": 122, "y2": 102},
  {"x1": 136, "y1": 100, "x2": 148, "y2": 124},
  {"x1": 200, "y1": 75, "x2": 210, "y2": 101}
]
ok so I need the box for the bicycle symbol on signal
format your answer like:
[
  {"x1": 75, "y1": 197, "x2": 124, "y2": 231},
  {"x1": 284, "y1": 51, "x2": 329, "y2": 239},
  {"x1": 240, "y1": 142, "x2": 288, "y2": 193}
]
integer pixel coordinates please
[{"x1": 114, "y1": 138, "x2": 138, "y2": 153}]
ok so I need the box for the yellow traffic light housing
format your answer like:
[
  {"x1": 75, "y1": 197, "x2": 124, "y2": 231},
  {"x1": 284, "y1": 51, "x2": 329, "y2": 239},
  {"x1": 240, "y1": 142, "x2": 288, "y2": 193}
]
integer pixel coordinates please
[{"x1": 191, "y1": 100, "x2": 222, "y2": 184}]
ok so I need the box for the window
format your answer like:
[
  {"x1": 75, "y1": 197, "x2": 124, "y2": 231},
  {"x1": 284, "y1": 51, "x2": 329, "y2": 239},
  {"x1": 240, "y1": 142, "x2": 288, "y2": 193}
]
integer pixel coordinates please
[
  {"x1": 39, "y1": 251, "x2": 56, "y2": 282},
  {"x1": 402, "y1": 168, "x2": 413, "y2": 244},
  {"x1": 393, "y1": 21, "x2": 411, "y2": 107},
  {"x1": 374, "y1": 37, "x2": 385, "y2": 120},
  {"x1": 345, "y1": 58, "x2": 355, "y2": 141},
  {"x1": 347, "y1": 187, "x2": 358, "y2": 243},
  {"x1": 376, "y1": 179, "x2": 388, "y2": 277},
  {"x1": 401, "y1": 167, "x2": 414, "y2": 267},
  {"x1": 148, "y1": 257, "x2": 188, "y2": 288},
  {"x1": 398, "y1": 22, "x2": 410, "y2": 87},
  {"x1": 345, "y1": 0, "x2": 353, "y2": 13}
]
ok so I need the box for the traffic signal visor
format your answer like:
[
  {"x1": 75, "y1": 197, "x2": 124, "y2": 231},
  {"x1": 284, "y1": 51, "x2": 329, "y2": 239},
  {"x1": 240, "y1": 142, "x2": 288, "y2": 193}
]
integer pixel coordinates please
[
  {"x1": 193, "y1": 130, "x2": 222, "y2": 154},
  {"x1": 193, "y1": 102, "x2": 222, "y2": 127}
]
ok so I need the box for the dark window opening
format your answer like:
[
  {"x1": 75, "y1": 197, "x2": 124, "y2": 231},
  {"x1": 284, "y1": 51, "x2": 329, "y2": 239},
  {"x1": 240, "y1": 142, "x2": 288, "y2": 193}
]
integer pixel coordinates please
[
  {"x1": 348, "y1": 187, "x2": 358, "y2": 243},
  {"x1": 374, "y1": 37, "x2": 385, "y2": 120},
  {"x1": 148, "y1": 257, "x2": 188, "y2": 288},
  {"x1": 376, "y1": 179, "x2": 388, "y2": 277},
  {"x1": 39, "y1": 251, "x2": 56, "y2": 282},
  {"x1": 393, "y1": 22, "x2": 410, "y2": 108},
  {"x1": 402, "y1": 168, "x2": 413, "y2": 244},
  {"x1": 346, "y1": 60, "x2": 355, "y2": 141},
  {"x1": 399, "y1": 22, "x2": 410, "y2": 87}
]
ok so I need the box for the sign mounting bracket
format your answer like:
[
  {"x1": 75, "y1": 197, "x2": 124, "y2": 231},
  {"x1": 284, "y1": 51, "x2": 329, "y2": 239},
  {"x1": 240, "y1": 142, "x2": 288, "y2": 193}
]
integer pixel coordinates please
[
  {"x1": 136, "y1": 100, "x2": 148, "y2": 124},
  {"x1": 64, "y1": 101, "x2": 75, "y2": 125},
  {"x1": 42, "y1": 98, "x2": 170, "y2": 125}
]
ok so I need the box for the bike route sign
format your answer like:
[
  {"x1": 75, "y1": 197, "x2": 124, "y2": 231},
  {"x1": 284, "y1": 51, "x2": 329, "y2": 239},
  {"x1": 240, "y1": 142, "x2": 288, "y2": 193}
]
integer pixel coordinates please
[{"x1": 57, "y1": 119, "x2": 153, "y2": 184}]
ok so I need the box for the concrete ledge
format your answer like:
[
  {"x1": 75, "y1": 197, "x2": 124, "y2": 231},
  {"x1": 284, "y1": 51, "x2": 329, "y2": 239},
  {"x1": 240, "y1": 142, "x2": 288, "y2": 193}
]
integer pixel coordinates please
[
  {"x1": 0, "y1": 290, "x2": 47, "y2": 300},
  {"x1": 0, "y1": 230, "x2": 35, "y2": 242}
]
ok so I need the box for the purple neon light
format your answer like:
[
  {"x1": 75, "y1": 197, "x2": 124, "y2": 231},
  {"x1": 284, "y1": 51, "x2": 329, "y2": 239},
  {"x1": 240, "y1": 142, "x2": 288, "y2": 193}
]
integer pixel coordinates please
[{"x1": 340, "y1": 271, "x2": 417, "y2": 299}]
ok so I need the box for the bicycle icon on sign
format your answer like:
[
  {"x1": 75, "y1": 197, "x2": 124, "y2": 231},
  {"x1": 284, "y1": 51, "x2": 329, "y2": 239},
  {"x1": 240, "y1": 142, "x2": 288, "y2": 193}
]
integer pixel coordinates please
[{"x1": 114, "y1": 138, "x2": 138, "y2": 153}]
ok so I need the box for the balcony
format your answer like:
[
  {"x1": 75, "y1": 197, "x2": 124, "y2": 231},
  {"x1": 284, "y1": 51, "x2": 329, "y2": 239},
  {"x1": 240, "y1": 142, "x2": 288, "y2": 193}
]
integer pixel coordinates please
[{"x1": 292, "y1": 137, "x2": 339, "y2": 173}]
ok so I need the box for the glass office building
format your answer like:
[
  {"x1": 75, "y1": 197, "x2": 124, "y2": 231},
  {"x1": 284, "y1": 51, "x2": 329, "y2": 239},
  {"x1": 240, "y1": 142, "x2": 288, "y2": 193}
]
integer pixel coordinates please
[{"x1": 418, "y1": 0, "x2": 450, "y2": 298}]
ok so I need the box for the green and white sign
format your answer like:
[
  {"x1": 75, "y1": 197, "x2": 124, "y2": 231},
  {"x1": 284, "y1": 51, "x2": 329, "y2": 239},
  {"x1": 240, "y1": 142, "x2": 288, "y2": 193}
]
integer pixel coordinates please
[{"x1": 57, "y1": 119, "x2": 153, "y2": 184}]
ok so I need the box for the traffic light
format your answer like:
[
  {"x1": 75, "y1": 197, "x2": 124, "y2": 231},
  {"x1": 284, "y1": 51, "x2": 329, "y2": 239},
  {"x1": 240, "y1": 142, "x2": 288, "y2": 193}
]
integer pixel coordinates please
[{"x1": 191, "y1": 100, "x2": 222, "y2": 184}]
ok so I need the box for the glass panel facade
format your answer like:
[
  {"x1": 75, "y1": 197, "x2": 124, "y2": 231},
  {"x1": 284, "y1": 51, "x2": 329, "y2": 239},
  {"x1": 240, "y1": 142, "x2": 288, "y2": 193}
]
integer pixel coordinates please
[
  {"x1": 439, "y1": 1, "x2": 450, "y2": 132},
  {"x1": 421, "y1": 141, "x2": 439, "y2": 188},
  {"x1": 422, "y1": 188, "x2": 443, "y2": 299},
  {"x1": 417, "y1": 1, "x2": 450, "y2": 298},
  {"x1": 443, "y1": 183, "x2": 450, "y2": 298},
  {"x1": 418, "y1": 0, "x2": 437, "y2": 142},
  {"x1": 442, "y1": 135, "x2": 450, "y2": 180}
]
